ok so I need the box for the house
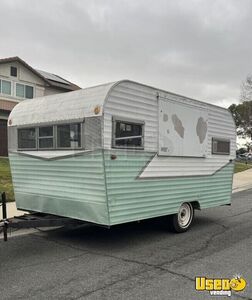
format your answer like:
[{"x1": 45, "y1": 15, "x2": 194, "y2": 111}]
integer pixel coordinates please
[{"x1": 0, "y1": 56, "x2": 80, "y2": 156}]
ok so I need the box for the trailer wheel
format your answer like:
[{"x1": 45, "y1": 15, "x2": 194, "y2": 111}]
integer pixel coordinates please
[{"x1": 171, "y1": 202, "x2": 194, "y2": 233}]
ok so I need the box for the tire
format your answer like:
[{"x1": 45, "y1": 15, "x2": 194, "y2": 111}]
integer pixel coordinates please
[{"x1": 171, "y1": 202, "x2": 194, "y2": 233}]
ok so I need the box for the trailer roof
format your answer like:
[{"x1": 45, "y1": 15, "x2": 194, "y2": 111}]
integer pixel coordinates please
[
  {"x1": 9, "y1": 81, "x2": 116, "y2": 126},
  {"x1": 9, "y1": 79, "x2": 230, "y2": 127}
]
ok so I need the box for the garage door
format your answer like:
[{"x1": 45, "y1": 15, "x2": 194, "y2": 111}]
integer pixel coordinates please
[{"x1": 0, "y1": 119, "x2": 8, "y2": 156}]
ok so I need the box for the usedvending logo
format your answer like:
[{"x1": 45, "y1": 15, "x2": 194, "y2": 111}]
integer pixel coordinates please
[{"x1": 195, "y1": 275, "x2": 246, "y2": 297}]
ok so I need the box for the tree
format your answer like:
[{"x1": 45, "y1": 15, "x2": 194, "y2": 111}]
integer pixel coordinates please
[
  {"x1": 228, "y1": 75, "x2": 252, "y2": 138},
  {"x1": 228, "y1": 101, "x2": 252, "y2": 137},
  {"x1": 241, "y1": 75, "x2": 252, "y2": 102}
]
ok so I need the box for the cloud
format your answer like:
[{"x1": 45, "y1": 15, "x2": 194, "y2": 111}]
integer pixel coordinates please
[{"x1": 0, "y1": 0, "x2": 251, "y2": 107}]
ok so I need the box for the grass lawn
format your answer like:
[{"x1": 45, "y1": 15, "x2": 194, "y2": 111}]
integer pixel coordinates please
[
  {"x1": 234, "y1": 161, "x2": 252, "y2": 173},
  {"x1": 0, "y1": 157, "x2": 14, "y2": 202}
]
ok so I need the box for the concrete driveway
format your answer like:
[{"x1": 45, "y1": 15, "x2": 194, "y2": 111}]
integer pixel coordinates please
[
  {"x1": 233, "y1": 168, "x2": 252, "y2": 193},
  {"x1": 1, "y1": 189, "x2": 252, "y2": 300}
]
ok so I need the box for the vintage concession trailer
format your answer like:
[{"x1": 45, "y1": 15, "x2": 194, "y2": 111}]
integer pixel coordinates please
[{"x1": 7, "y1": 80, "x2": 236, "y2": 232}]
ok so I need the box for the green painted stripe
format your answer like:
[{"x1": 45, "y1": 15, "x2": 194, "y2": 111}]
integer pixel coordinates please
[
  {"x1": 104, "y1": 150, "x2": 233, "y2": 225},
  {"x1": 9, "y1": 151, "x2": 109, "y2": 224},
  {"x1": 9, "y1": 150, "x2": 233, "y2": 226}
]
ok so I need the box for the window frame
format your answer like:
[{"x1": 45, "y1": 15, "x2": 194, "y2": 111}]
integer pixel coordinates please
[
  {"x1": 15, "y1": 82, "x2": 34, "y2": 99},
  {"x1": 10, "y1": 66, "x2": 17, "y2": 77},
  {"x1": 17, "y1": 122, "x2": 83, "y2": 151},
  {"x1": 112, "y1": 116, "x2": 145, "y2": 150},
  {"x1": 16, "y1": 83, "x2": 25, "y2": 98},
  {"x1": 212, "y1": 137, "x2": 230, "y2": 155},
  {"x1": 38, "y1": 126, "x2": 55, "y2": 150},
  {"x1": 0, "y1": 79, "x2": 12, "y2": 96},
  {"x1": 25, "y1": 85, "x2": 34, "y2": 99}
]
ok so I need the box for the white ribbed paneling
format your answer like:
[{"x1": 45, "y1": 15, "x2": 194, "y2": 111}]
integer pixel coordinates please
[
  {"x1": 104, "y1": 81, "x2": 236, "y2": 178},
  {"x1": 139, "y1": 156, "x2": 232, "y2": 178},
  {"x1": 84, "y1": 117, "x2": 102, "y2": 150},
  {"x1": 104, "y1": 81, "x2": 158, "y2": 151}
]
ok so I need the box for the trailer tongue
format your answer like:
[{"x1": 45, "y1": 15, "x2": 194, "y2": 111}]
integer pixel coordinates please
[{"x1": 0, "y1": 192, "x2": 84, "y2": 241}]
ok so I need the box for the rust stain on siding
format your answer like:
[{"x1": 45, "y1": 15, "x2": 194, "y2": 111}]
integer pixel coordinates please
[
  {"x1": 172, "y1": 114, "x2": 184, "y2": 138},
  {"x1": 196, "y1": 117, "x2": 207, "y2": 144},
  {"x1": 163, "y1": 113, "x2": 168, "y2": 122}
]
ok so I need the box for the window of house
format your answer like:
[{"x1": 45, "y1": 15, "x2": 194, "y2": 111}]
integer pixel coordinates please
[
  {"x1": 16, "y1": 83, "x2": 34, "y2": 99},
  {"x1": 113, "y1": 118, "x2": 144, "y2": 149},
  {"x1": 57, "y1": 123, "x2": 81, "y2": 148},
  {"x1": 212, "y1": 138, "x2": 230, "y2": 155},
  {"x1": 38, "y1": 126, "x2": 54, "y2": 149},
  {"x1": 25, "y1": 85, "x2": 34, "y2": 99},
  {"x1": 1, "y1": 80, "x2": 11, "y2": 95},
  {"x1": 16, "y1": 83, "x2": 25, "y2": 98},
  {"x1": 18, "y1": 128, "x2": 36, "y2": 149},
  {"x1": 10, "y1": 66, "x2": 17, "y2": 77}
]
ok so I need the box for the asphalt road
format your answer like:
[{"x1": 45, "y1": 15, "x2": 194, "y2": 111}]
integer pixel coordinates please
[{"x1": 0, "y1": 190, "x2": 252, "y2": 300}]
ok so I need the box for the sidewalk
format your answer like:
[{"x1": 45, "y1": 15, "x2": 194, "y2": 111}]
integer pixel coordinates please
[
  {"x1": 0, "y1": 201, "x2": 26, "y2": 220},
  {"x1": 232, "y1": 167, "x2": 252, "y2": 193},
  {"x1": 1, "y1": 169, "x2": 252, "y2": 220}
]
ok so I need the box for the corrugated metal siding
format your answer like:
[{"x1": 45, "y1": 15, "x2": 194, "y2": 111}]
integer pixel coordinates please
[
  {"x1": 104, "y1": 150, "x2": 234, "y2": 225},
  {"x1": 9, "y1": 151, "x2": 109, "y2": 224},
  {"x1": 208, "y1": 110, "x2": 236, "y2": 156},
  {"x1": 84, "y1": 117, "x2": 102, "y2": 150},
  {"x1": 157, "y1": 92, "x2": 236, "y2": 159},
  {"x1": 139, "y1": 155, "x2": 233, "y2": 177},
  {"x1": 103, "y1": 81, "x2": 158, "y2": 151},
  {"x1": 104, "y1": 81, "x2": 236, "y2": 177}
]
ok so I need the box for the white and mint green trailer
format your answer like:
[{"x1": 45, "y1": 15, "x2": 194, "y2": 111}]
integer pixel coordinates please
[{"x1": 8, "y1": 80, "x2": 236, "y2": 232}]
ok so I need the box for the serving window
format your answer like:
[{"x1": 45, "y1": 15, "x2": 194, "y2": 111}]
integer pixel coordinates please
[
  {"x1": 112, "y1": 117, "x2": 144, "y2": 149},
  {"x1": 18, "y1": 123, "x2": 82, "y2": 150}
]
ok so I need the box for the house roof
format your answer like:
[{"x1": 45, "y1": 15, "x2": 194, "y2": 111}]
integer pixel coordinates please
[{"x1": 0, "y1": 56, "x2": 80, "y2": 91}]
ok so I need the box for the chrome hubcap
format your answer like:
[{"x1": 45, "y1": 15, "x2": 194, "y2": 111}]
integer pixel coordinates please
[{"x1": 178, "y1": 203, "x2": 192, "y2": 228}]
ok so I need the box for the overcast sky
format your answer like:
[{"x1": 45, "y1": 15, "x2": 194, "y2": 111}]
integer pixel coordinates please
[{"x1": 1, "y1": 0, "x2": 252, "y2": 107}]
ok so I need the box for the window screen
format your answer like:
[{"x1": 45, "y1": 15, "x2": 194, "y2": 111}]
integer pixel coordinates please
[
  {"x1": 212, "y1": 138, "x2": 230, "y2": 155},
  {"x1": 18, "y1": 128, "x2": 36, "y2": 149},
  {"x1": 113, "y1": 118, "x2": 144, "y2": 148},
  {"x1": 57, "y1": 123, "x2": 81, "y2": 148},
  {"x1": 38, "y1": 126, "x2": 54, "y2": 149}
]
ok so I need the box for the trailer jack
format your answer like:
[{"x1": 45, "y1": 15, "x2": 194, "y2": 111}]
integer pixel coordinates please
[{"x1": 0, "y1": 192, "x2": 8, "y2": 241}]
